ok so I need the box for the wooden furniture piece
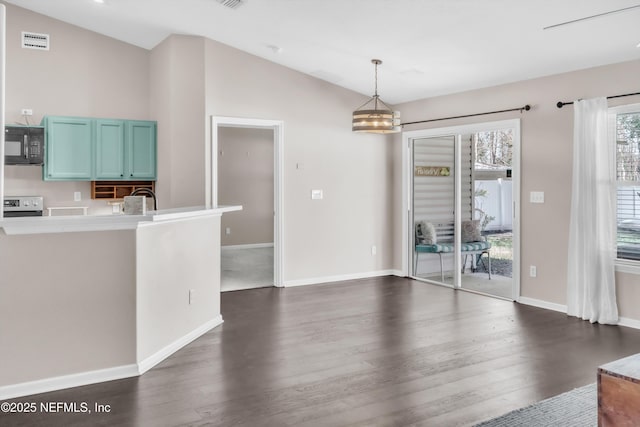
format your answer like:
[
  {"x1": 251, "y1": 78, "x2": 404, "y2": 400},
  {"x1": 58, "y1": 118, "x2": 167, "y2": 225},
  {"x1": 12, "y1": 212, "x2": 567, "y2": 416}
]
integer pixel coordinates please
[
  {"x1": 598, "y1": 353, "x2": 640, "y2": 426},
  {"x1": 91, "y1": 181, "x2": 155, "y2": 200}
]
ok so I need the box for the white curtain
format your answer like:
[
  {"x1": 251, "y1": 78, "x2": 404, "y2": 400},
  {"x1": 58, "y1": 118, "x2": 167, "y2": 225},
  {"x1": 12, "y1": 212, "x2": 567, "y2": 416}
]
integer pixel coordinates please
[{"x1": 567, "y1": 97, "x2": 619, "y2": 324}]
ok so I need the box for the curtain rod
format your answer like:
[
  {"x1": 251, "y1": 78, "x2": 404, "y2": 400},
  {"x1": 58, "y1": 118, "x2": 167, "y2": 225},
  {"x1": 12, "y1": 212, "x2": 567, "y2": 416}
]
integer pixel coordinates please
[
  {"x1": 401, "y1": 105, "x2": 531, "y2": 126},
  {"x1": 556, "y1": 91, "x2": 640, "y2": 109}
]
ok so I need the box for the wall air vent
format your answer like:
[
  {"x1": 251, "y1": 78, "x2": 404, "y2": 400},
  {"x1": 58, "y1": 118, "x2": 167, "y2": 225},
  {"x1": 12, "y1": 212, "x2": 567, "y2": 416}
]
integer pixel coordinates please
[
  {"x1": 216, "y1": 0, "x2": 244, "y2": 9},
  {"x1": 21, "y1": 31, "x2": 50, "y2": 51}
]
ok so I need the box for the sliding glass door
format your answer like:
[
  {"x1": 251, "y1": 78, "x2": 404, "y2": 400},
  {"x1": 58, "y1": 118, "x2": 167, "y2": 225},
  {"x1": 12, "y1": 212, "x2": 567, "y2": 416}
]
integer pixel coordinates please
[
  {"x1": 460, "y1": 130, "x2": 515, "y2": 299},
  {"x1": 407, "y1": 120, "x2": 520, "y2": 300},
  {"x1": 411, "y1": 135, "x2": 460, "y2": 287}
]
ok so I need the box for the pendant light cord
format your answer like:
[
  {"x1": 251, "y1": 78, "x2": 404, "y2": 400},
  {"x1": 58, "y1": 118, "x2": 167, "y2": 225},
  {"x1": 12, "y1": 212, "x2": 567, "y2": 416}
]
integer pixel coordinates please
[{"x1": 374, "y1": 61, "x2": 379, "y2": 110}]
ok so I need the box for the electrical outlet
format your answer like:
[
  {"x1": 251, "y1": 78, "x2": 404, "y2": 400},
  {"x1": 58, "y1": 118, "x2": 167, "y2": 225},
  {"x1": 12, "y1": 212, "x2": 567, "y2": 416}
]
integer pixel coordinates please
[
  {"x1": 74, "y1": 191, "x2": 81, "y2": 201},
  {"x1": 225, "y1": 227, "x2": 231, "y2": 235},
  {"x1": 530, "y1": 265, "x2": 537, "y2": 277},
  {"x1": 21, "y1": 108, "x2": 33, "y2": 116},
  {"x1": 371, "y1": 245, "x2": 377, "y2": 255},
  {"x1": 189, "y1": 289, "x2": 195, "y2": 305}
]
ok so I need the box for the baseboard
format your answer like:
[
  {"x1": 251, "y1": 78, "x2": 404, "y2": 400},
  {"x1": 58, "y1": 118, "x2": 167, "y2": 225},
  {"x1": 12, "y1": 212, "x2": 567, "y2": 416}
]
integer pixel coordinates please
[
  {"x1": 221, "y1": 243, "x2": 274, "y2": 250},
  {"x1": 137, "y1": 315, "x2": 224, "y2": 375},
  {"x1": 618, "y1": 316, "x2": 640, "y2": 330},
  {"x1": 517, "y1": 296, "x2": 567, "y2": 313},
  {"x1": 0, "y1": 364, "x2": 139, "y2": 401},
  {"x1": 391, "y1": 269, "x2": 406, "y2": 277},
  {"x1": 0, "y1": 315, "x2": 225, "y2": 400},
  {"x1": 517, "y1": 297, "x2": 640, "y2": 329},
  {"x1": 284, "y1": 270, "x2": 398, "y2": 287}
]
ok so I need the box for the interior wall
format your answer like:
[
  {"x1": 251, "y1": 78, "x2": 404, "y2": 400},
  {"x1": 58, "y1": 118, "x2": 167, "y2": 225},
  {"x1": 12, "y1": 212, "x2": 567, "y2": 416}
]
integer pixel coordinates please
[
  {"x1": 136, "y1": 215, "x2": 221, "y2": 362},
  {"x1": 149, "y1": 35, "x2": 206, "y2": 210},
  {"x1": 0, "y1": 230, "x2": 136, "y2": 387},
  {"x1": 1, "y1": 2, "x2": 150, "y2": 215},
  {"x1": 148, "y1": 35, "x2": 172, "y2": 210},
  {"x1": 218, "y1": 126, "x2": 274, "y2": 246},
  {"x1": 2, "y1": 5, "x2": 397, "y2": 284},
  {"x1": 204, "y1": 38, "x2": 396, "y2": 282},
  {"x1": 394, "y1": 59, "x2": 640, "y2": 321}
]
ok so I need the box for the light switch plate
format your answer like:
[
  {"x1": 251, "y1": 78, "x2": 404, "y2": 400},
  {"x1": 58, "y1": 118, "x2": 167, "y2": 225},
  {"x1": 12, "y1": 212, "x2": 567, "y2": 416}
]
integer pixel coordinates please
[
  {"x1": 311, "y1": 189, "x2": 323, "y2": 200},
  {"x1": 530, "y1": 191, "x2": 545, "y2": 204}
]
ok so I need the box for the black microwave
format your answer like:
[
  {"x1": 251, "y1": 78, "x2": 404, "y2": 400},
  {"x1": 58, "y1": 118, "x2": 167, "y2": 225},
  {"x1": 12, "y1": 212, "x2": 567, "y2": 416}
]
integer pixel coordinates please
[{"x1": 4, "y1": 125, "x2": 45, "y2": 165}]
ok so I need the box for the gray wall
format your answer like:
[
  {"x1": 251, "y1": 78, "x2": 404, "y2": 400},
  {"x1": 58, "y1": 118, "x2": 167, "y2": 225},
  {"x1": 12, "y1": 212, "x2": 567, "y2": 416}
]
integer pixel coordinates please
[
  {"x1": 150, "y1": 34, "x2": 396, "y2": 282},
  {"x1": 218, "y1": 127, "x2": 274, "y2": 246},
  {"x1": 204, "y1": 38, "x2": 396, "y2": 282},
  {"x1": 0, "y1": 230, "x2": 136, "y2": 386},
  {"x1": 149, "y1": 35, "x2": 206, "y2": 210}
]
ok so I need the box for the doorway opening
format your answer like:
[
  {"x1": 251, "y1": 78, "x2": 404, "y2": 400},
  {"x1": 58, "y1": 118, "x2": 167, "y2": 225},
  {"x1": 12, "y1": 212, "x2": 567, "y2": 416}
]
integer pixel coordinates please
[
  {"x1": 210, "y1": 117, "x2": 284, "y2": 290},
  {"x1": 402, "y1": 119, "x2": 520, "y2": 301}
]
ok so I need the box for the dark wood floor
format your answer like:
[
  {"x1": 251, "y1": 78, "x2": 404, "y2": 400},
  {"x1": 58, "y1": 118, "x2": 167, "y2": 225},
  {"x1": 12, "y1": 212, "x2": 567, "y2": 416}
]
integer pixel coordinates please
[{"x1": 4, "y1": 276, "x2": 640, "y2": 426}]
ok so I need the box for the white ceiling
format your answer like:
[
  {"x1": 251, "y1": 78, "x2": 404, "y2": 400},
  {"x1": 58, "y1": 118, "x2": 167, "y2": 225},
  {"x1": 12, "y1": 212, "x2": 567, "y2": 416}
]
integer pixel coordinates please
[{"x1": 4, "y1": 0, "x2": 640, "y2": 104}]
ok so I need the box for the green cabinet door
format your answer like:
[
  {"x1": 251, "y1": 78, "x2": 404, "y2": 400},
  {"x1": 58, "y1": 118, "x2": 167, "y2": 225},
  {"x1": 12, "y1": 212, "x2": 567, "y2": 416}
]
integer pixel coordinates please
[
  {"x1": 42, "y1": 116, "x2": 156, "y2": 182},
  {"x1": 95, "y1": 119, "x2": 125, "y2": 179},
  {"x1": 126, "y1": 121, "x2": 156, "y2": 180},
  {"x1": 43, "y1": 117, "x2": 93, "y2": 180}
]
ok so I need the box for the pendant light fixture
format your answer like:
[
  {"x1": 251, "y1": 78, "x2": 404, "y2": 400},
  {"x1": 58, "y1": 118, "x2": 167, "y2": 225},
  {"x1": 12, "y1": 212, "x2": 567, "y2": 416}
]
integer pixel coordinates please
[{"x1": 352, "y1": 59, "x2": 401, "y2": 134}]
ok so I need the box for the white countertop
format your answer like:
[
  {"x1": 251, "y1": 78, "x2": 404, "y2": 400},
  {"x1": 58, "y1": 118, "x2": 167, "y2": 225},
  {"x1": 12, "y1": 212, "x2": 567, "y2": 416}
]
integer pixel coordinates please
[{"x1": 0, "y1": 205, "x2": 242, "y2": 235}]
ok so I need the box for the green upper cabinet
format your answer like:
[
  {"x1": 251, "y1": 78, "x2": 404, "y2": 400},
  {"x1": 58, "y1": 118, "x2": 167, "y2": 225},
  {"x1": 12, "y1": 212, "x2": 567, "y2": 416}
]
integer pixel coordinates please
[
  {"x1": 127, "y1": 121, "x2": 156, "y2": 180},
  {"x1": 43, "y1": 117, "x2": 93, "y2": 180},
  {"x1": 95, "y1": 119, "x2": 126, "y2": 179},
  {"x1": 42, "y1": 116, "x2": 157, "y2": 181}
]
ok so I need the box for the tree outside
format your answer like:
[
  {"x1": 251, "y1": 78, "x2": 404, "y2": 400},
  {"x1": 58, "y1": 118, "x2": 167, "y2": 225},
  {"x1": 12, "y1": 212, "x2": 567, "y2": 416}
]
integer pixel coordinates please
[
  {"x1": 474, "y1": 129, "x2": 513, "y2": 169},
  {"x1": 617, "y1": 112, "x2": 640, "y2": 181}
]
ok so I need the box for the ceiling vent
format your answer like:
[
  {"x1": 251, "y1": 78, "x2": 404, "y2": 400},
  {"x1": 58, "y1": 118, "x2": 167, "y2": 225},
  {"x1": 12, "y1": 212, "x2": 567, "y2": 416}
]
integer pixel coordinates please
[
  {"x1": 21, "y1": 31, "x2": 50, "y2": 51},
  {"x1": 216, "y1": 0, "x2": 244, "y2": 9}
]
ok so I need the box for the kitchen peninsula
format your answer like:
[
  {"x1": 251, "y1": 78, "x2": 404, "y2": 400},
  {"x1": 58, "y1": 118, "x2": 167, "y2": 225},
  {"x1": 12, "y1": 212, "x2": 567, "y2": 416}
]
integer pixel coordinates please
[{"x1": 0, "y1": 205, "x2": 241, "y2": 400}]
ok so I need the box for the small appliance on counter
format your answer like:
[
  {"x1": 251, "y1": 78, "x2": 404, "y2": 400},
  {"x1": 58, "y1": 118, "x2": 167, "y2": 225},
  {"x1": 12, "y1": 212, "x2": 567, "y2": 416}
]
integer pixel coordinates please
[
  {"x1": 3, "y1": 196, "x2": 44, "y2": 217},
  {"x1": 4, "y1": 125, "x2": 45, "y2": 165},
  {"x1": 123, "y1": 196, "x2": 146, "y2": 215}
]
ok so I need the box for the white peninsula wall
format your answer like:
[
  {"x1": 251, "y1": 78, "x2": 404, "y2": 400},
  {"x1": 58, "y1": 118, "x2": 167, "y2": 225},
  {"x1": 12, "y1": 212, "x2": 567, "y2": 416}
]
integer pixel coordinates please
[{"x1": 0, "y1": 209, "x2": 230, "y2": 400}]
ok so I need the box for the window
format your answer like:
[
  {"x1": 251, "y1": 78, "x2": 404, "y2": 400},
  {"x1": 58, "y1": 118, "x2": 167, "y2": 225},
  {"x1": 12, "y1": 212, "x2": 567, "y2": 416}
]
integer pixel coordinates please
[
  {"x1": 613, "y1": 106, "x2": 640, "y2": 261},
  {"x1": 473, "y1": 130, "x2": 513, "y2": 232},
  {"x1": 474, "y1": 129, "x2": 513, "y2": 172}
]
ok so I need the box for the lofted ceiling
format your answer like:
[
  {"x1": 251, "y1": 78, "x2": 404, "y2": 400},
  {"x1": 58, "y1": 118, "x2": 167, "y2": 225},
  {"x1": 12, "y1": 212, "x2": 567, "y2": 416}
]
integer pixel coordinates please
[{"x1": 4, "y1": 0, "x2": 640, "y2": 104}]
